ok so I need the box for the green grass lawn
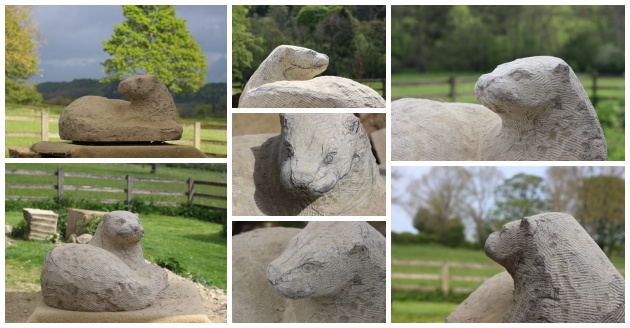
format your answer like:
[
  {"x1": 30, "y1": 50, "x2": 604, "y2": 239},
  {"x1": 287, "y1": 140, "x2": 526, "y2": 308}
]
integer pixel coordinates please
[
  {"x1": 5, "y1": 106, "x2": 227, "y2": 157},
  {"x1": 392, "y1": 243, "x2": 625, "y2": 322},
  {"x1": 392, "y1": 300, "x2": 459, "y2": 323},
  {"x1": 5, "y1": 211, "x2": 227, "y2": 290},
  {"x1": 5, "y1": 163, "x2": 227, "y2": 209}
]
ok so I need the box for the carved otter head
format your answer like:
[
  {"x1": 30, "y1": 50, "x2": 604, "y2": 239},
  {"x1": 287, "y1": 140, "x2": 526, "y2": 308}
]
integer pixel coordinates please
[
  {"x1": 266, "y1": 221, "x2": 383, "y2": 299},
  {"x1": 277, "y1": 113, "x2": 370, "y2": 198},
  {"x1": 475, "y1": 56, "x2": 578, "y2": 115},
  {"x1": 118, "y1": 74, "x2": 162, "y2": 98},
  {"x1": 96, "y1": 211, "x2": 144, "y2": 245},
  {"x1": 270, "y1": 45, "x2": 329, "y2": 81}
]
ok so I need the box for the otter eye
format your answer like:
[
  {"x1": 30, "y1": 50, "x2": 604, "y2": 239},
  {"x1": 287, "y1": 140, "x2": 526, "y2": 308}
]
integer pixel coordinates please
[
  {"x1": 302, "y1": 263, "x2": 314, "y2": 273},
  {"x1": 117, "y1": 219, "x2": 125, "y2": 225},
  {"x1": 324, "y1": 152, "x2": 336, "y2": 164},
  {"x1": 512, "y1": 72, "x2": 522, "y2": 81}
]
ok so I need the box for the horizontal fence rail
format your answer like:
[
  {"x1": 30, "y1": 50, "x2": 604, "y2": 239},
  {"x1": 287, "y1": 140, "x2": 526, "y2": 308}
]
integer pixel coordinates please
[
  {"x1": 392, "y1": 71, "x2": 624, "y2": 104},
  {"x1": 5, "y1": 168, "x2": 227, "y2": 212},
  {"x1": 392, "y1": 259, "x2": 625, "y2": 294}
]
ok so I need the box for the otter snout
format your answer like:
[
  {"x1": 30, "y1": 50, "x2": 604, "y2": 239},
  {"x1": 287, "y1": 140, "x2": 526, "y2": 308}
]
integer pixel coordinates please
[{"x1": 474, "y1": 73, "x2": 492, "y2": 98}]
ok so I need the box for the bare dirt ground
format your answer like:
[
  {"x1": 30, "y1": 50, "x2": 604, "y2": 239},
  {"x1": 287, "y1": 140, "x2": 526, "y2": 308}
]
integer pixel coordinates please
[{"x1": 4, "y1": 236, "x2": 227, "y2": 323}]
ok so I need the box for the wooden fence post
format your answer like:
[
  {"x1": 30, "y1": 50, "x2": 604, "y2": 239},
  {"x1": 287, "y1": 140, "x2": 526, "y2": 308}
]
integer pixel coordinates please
[
  {"x1": 441, "y1": 261, "x2": 449, "y2": 294},
  {"x1": 194, "y1": 122, "x2": 201, "y2": 150},
  {"x1": 188, "y1": 178, "x2": 195, "y2": 204},
  {"x1": 57, "y1": 168, "x2": 64, "y2": 202},
  {"x1": 591, "y1": 70, "x2": 598, "y2": 107},
  {"x1": 127, "y1": 175, "x2": 133, "y2": 211},
  {"x1": 449, "y1": 76, "x2": 457, "y2": 102},
  {"x1": 41, "y1": 111, "x2": 49, "y2": 141}
]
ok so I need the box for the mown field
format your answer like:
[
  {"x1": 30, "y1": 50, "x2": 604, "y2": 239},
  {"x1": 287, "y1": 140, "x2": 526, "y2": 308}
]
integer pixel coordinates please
[
  {"x1": 5, "y1": 211, "x2": 227, "y2": 290},
  {"x1": 392, "y1": 243, "x2": 625, "y2": 322},
  {"x1": 5, "y1": 163, "x2": 227, "y2": 209},
  {"x1": 4, "y1": 105, "x2": 227, "y2": 158},
  {"x1": 391, "y1": 73, "x2": 625, "y2": 160}
]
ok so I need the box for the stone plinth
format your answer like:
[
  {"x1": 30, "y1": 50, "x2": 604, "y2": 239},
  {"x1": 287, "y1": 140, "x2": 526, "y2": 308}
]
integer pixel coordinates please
[
  {"x1": 22, "y1": 208, "x2": 58, "y2": 241},
  {"x1": 27, "y1": 280, "x2": 210, "y2": 323},
  {"x1": 30, "y1": 142, "x2": 206, "y2": 158},
  {"x1": 65, "y1": 209, "x2": 106, "y2": 240}
]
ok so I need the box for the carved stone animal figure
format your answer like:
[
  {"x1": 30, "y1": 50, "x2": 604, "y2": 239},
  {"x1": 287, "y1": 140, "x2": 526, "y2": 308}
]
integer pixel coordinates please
[
  {"x1": 233, "y1": 221, "x2": 386, "y2": 322},
  {"x1": 232, "y1": 113, "x2": 385, "y2": 216},
  {"x1": 239, "y1": 45, "x2": 385, "y2": 108},
  {"x1": 445, "y1": 271, "x2": 514, "y2": 323},
  {"x1": 484, "y1": 213, "x2": 624, "y2": 322},
  {"x1": 40, "y1": 211, "x2": 168, "y2": 312},
  {"x1": 392, "y1": 56, "x2": 607, "y2": 160},
  {"x1": 59, "y1": 74, "x2": 183, "y2": 142}
]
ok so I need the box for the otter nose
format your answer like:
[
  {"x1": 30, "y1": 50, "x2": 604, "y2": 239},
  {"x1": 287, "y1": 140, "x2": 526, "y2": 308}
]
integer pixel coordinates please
[
  {"x1": 291, "y1": 172, "x2": 314, "y2": 188},
  {"x1": 474, "y1": 74, "x2": 490, "y2": 94}
]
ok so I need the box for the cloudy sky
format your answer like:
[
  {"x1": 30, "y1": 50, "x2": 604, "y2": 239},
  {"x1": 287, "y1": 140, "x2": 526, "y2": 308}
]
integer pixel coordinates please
[
  {"x1": 30, "y1": 5, "x2": 227, "y2": 83},
  {"x1": 391, "y1": 166, "x2": 549, "y2": 235}
]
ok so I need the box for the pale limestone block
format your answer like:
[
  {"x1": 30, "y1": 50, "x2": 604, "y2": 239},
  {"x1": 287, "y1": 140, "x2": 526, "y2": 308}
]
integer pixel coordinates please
[
  {"x1": 22, "y1": 208, "x2": 58, "y2": 241},
  {"x1": 65, "y1": 208, "x2": 106, "y2": 240}
]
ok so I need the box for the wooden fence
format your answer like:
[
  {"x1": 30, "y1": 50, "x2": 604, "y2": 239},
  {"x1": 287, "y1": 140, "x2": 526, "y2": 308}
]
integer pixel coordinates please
[
  {"x1": 392, "y1": 259, "x2": 625, "y2": 294},
  {"x1": 5, "y1": 113, "x2": 227, "y2": 158},
  {"x1": 391, "y1": 71, "x2": 624, "y2": 104},
  {"x1": 5, "y1": 168, "x2": 227, "y2": 212}
]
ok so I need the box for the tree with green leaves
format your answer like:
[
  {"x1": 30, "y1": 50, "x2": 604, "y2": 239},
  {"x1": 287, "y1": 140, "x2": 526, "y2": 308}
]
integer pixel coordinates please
[
  {"x1": 101, "y1": 5, "x2": 206, "y2": 94},
  {"x1": 493, "y1": 173, "x2": 548, "y2": 227},
  {"x1": 5, "y1": 5, "x2": 44, "y2": 104},
  {"x1": 232, "y1": 5, "x2": 261, "y2": 85}
]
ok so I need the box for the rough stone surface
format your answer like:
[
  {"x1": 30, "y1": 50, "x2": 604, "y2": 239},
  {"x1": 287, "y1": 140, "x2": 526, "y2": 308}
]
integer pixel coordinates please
[
  {"x1": 65, "y1": 208, "x2": 106, "y2": 240},
  {"x1": 67, "y1": 233, "x2": 93, "y2": 244},
  {"x1": 27, "y1": 280, "x2": 209, "y2": 323},
  {"x1": 22, "y1": 208, "x2": 58, "y2": 241},
  {"x1": 485, "y1": 213, "x2": 624, "y2": 322},
  {"x1": 40, "y1": 211, "x2": 168, "y2": 312},
  {"x1": 392, "y1": 56, "x2": 607, "y2": 161},
  {"x1": 58, "y1": 75, "x2": 183, "y2": 142},
  {"x1": 239, "y1": 45, "x2": 385, "y2": 108},
  {"x1": 446, "y1": 271, "x2": 513, "y2": 323},
  {"x1": 30, "y1": 141, "x2": 206, "y2": 158},
  {"x1": 232, "y1": 113, "x2": 385, "y2": 216},
  {"x1": 233, "y1": 222, "x2": 386, "y2": 322}
]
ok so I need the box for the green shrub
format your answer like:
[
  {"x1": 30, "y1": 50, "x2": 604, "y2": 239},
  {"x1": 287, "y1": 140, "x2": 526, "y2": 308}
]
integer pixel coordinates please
[
  {"x1": 9, "y1": 220, "x2": 27, "y2": 239},
  {"x1": 154, "y1": 257, "x2": 186, "y2": 275},
  {"x1": 78, "y1": 214, "x2": 103, "y2": 235}
]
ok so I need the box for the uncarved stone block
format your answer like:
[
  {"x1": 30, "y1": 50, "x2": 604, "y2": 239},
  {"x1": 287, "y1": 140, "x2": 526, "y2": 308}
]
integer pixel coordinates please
[
  {"x1": 58, "y1": 75, "x2": 183, "y2": 142},
  {"x1": 239, "y1": 45, "x2": 385, "y2": 108},
  {"x1": 22, "y1": 208, "x2": 58, "y2": 241},
  {"x1": 65, "y1": 208, "x2": 106, "y2": 240},
  {"x1": 27, "y1": 280, "x2": 210, "y2": 323}
]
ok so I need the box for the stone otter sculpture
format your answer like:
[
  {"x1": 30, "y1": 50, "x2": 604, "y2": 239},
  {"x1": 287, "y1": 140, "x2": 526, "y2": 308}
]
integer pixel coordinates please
[
  {"x1": 482, "y1": 213, "x2": 624, "y2": 322},
  {"x1": 40, "y1": 211, "x2": 168, "y2": 312},
  {"x1": 232, "y1": 113, "x2": 385, "y2": 216},
  {"x1": 59, "y1": 74, "x2": 183, "y2": 142},
  {"x1": 445, "y1": 271, "x2": 514, "y2": 323},
  {"x1": 392, "y1": 56, "x2": 607, "y2": 160},
  {"x1": 233, "y1": 221, "x2": 386, "y2": 322},
  {"x1": 239, "y1": 45, "x2": 385, "y2": 108}
]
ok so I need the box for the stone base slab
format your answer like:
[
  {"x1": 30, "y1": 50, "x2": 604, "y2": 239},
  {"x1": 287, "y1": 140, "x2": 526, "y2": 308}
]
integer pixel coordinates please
[
  {"x1": 27, "y1": 280, "x2": 210, "y2": 323},
  {"x1": 30, "y1": 141, "x2": 206, "y2": 158}
]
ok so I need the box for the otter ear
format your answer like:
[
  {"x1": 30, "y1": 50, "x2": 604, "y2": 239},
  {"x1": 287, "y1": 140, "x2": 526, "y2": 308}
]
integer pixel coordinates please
[
  {"x1": 348, "y1": 243, "x2": 368, "y2": 256},
  {"x1": 344, "y1": 116, "x2": 361, "y2": 134},
  {"x1": 520, "y1": 216, "x2": 538, "y2": 235},
  {"x1": 553, "y1": 63, "x2": 570, "y2": 81},
  {"x1": 136, "y1": 213, "x2": 140, "y2": 221},
  {"x1": 103, "y1": 213, "x2": 111, "y2": 221}
]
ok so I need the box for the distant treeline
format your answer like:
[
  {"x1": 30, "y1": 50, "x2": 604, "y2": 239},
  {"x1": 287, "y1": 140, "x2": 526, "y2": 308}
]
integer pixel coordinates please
[
  {"x1": 393, "y1": 5, "x2": 625, "y2": 74},
  {"x1": 36, "y1": 79, "x2": 227, "y2": 119},
  {"x1": 234, "y1": 5, "x2": 385, "y2": 87}
]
